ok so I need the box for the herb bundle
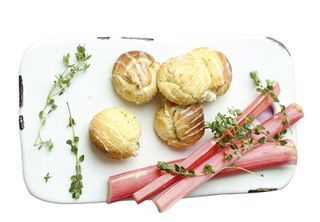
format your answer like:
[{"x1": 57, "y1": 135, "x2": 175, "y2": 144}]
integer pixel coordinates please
[
  {"x1": 34, "y1": 45, "x2": 91, "y2": 151},
  {"x1": 66, "y1": 103, "x2": 85, "y2": 200},
  {"x1": 250, "y1": 71, "x2": 290, "y2": 144}
]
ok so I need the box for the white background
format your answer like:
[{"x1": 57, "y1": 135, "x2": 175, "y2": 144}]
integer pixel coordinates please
[{"x1": 0, "y1": 0, "x2": 319, "y2": 221}]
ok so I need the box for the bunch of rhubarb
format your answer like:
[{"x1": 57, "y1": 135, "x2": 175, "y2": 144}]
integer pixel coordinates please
[
  {"x1": 108, "y1": 140, "x2": 296, "y2": 203},
  {"x1": 107, "y1": 72, "x2": 304, "y2": 212}
]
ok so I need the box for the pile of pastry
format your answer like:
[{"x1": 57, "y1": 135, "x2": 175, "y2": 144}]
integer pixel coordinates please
[{"x1": 89, "y1": 48, "x2": 232, "y2": 160}]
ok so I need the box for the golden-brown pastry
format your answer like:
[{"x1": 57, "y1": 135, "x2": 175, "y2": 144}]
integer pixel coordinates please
[
  {"x1": 157, "y1": 55, "x2": 215, "y2": 105},
  {"x1": 157, "y1": 48, "x2": 232, "y2": 105},
  {"x1": 154, "y1": 100, "x2": 205, "y2": 149},
  {"x1": 188, "y1": 47, "x2": 232, "y2": 96},
  {"x1": 112, "y1": 51, "x2": 160, "y2": 104},
  {"x1": 89, "y1": 108, "x2": 141, "y2": 160}
]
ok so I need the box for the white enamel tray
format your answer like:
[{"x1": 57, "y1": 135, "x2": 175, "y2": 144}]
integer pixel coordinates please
[{"x1": 19, "y1": 36, "x2": 296, "y2": 203}]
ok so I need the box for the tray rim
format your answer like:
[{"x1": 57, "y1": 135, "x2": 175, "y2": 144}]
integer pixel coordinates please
[{"x1": 18, "y1": 35, "x2": 297, "y2": 204}]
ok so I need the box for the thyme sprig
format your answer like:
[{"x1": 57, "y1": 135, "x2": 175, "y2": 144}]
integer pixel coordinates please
[
  {"x1": 157, "y1": 161, "x2": 196, "y2": 177},
  {"x1": 34, "y1": 45, "x2": 91, "y2": 151},
  {"x1": 44, "y1": 172, "x2": 52, "y2": 183},
  {"x1": 249, "y1": 71, "x2": 289, "y2": 126},
  {"x1": 157, "y1": 161, "x2": 263, "y2": 177},
  {"x1": 66, "y1": 103, "x2": 85, "y2": 200},
  {"x1": 205, "y1": 107, "x2": 271, "y2": 151},
  {"x1": 157, "y1": 161, "x2": 216, "y2": 176}
]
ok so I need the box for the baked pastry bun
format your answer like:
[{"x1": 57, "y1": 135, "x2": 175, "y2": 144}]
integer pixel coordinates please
[
  {"x1": 157, "y1": 55, "x2": 216, "y2": 105},
  {"x1": 89, "y1": 108, "x2": 141, "y2": 160},
  {"x1": 188, "y1": 47, "x2": 232, "y2": 96},
  {"x1": 154, "y1": 100, "x2": 205, "y2": 149},
  {"x1": 157, "y1": 48, "x2": 232, "y2": 105},
  {"x1": 112, "y1": 51, "x2": 160, "y2": 104}
]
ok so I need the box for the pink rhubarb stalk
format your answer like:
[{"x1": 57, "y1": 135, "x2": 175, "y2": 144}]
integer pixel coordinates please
[
  {"x1": 153, "y1": 103, "x2": 304, "y2": 212},
  {"x1": 107, "y1": 139, "x2": 296, "y2": 203},
  {"x1": 133, "y1": 83, "x2": 280, "y2": 203},
  {"x1": 216, "y1": 139, "x2": 296, "y2": 178}
]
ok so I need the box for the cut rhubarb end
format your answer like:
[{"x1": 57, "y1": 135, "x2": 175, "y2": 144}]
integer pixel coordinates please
[
  {"x1": 153, "y1": 103, "x2": 303, "y2": 212},
  {"x1": 153, "y1": 197, "x2": 169, "y2": 213},
  {"x1": 132, "y1": 174, "x2": 173, "y2": 204},
  {"x1": 216, "y1": 139, "x2": 296, "y2": 178},
  {"x1": 107, "y1": 166, "x2": 168, "y2": 203},
  {"x1": 107, "y1": 179, "x2": 113, "y2": 203},
  {"x1": 287, "y1": 140, "x2": 298, "y2": 165},
  {"x1": 290, "y1": 146, "x2": 298, "y2": 165},
  {"x1": 292, "y1": 103, "x2": 304, "y2": 114},
  {"x1": 107, "y1": 159, "x2": 183, "y2": 203}
]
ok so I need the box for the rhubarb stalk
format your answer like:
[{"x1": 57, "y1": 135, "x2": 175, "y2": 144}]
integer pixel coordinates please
[
  {"x1": 153, "y1": 103, "x2": 303, "y2": 212},
  {"x1": 107, "y1": 139, "x2": 296, "y2": 203},
  {"x1": 132, "y1": 82, "x2": 280, "y2": 203}
]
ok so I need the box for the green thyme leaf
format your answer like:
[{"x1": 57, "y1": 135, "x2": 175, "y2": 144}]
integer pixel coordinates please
[
  {"x1": 270, "y1": 93, "x2": 280, "y2": 102},
  {"x1": 44, "y1": 172, "x2": 52, "y2": 183},
  {"x1": 157, "y1": 161, "x2": 171, "y2": 171},
  {"x1": 228, "y1": 107, "x2": 242, "y2": 116},
  {"x1": 249, "y1": 71, "x2": 261, "y2": 86},
  {"x1": 74, "y1": 136, "x2": 79, "y2": 143},
  {"x1": 279, "y1": 140, "x2": 288, "y2": 146},
  {"x1": 63, "y1": 53, "x2": 70, "y2": 67},
  {"x1": 258, "y1": 137, "x2": 266, "y2": 144},
  {"x1": 68, "y1": 117, "x2": 76, "y2": 127},
  {"x1": 79, "y1": 155, "x2": 85, "y2": 162},
  {"x1": 224, "y1": 153, "x2": 233, "y2": 161},
  {"x1": 203, "y1": 164, "x2": 215, "y2": 175}
]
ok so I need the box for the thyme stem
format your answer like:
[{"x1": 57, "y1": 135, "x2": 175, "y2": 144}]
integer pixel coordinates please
[
  {"x1": 34, "y1": 45, "x2": 91, "y2": 151},
  {"x1": 66, "y1": 102, "x2": 84, "y2": 200}
]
